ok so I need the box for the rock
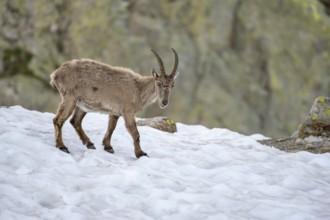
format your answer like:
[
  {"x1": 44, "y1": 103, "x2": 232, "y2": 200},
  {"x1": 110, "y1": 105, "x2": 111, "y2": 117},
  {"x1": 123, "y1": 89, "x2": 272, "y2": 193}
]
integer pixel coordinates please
[
  {"x1": 258, "y1": 137, "x2": 330, "y2": 154},
  {"x1": 290, "y1": 130, "x2": 299, "y2": 138},
  {"x1": 137, "y1": 117, "x2": 177, "y2": 133},
  {"x1": 298, "y1": 96, "x2": 330, "y2": 139},
  {"x1": 291, "y1": 96, "x2": 330, "y2": 139},
  {"x1": 260, "y1": 97, "x2": 330, "y2": 154}
]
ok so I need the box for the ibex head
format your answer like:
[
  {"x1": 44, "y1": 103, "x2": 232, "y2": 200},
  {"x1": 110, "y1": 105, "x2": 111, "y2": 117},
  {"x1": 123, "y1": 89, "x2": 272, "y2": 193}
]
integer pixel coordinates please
[{"x1": 151, "y1": 48, "x2": 179, "y2": 109}]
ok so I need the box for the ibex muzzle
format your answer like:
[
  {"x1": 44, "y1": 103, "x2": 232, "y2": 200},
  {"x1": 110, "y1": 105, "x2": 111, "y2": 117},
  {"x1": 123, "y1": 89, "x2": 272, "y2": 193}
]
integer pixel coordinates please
[{"x1": 50, "y1": 48, "x2": 179, "y2": 158}]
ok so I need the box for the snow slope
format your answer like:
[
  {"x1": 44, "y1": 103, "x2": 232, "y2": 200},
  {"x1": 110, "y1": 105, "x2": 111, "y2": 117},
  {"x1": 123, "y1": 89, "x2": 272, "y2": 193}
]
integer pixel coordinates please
[{"x1": 0, "y1": 106, "x2": 330, "y2": 220}]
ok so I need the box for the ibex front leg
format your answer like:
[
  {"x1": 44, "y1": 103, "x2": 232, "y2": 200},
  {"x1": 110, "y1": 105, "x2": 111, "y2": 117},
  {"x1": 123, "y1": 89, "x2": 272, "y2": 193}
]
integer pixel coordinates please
[{"x1": 123, "y1": 114, "x2": 148, "y2": 158}]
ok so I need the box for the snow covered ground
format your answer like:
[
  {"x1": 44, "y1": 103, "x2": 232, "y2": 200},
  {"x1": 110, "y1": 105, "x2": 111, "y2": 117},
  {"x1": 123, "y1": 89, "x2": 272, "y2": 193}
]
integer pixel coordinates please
[{"x1": 0, "y1": 106, "x2": 330, "y2": 220}]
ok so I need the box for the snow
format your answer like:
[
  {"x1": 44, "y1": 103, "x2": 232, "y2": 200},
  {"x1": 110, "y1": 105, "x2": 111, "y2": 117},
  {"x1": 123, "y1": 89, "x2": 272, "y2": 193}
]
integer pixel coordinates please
[{"x1": 0, "y1": 106, "x2": 330, "y2": 220}]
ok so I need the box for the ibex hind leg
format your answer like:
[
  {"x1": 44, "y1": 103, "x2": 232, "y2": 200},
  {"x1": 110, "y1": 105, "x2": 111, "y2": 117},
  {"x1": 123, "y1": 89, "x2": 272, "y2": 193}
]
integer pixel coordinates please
[
  {"x1": 102, "y1": 115, "x2": 119, "y2": 154},
  {"x1": 70, "y1": 107, "x2": 95, "y2": 150},
  {"x1": 53, "y1": 97, "x2": 76, "y2": 153}
]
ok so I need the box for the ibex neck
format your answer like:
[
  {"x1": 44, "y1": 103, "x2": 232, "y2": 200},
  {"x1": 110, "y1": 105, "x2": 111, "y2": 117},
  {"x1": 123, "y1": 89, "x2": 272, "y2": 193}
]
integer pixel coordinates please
[{"x1": 139, "y1": 76, "x2": 157, "y2": 108}]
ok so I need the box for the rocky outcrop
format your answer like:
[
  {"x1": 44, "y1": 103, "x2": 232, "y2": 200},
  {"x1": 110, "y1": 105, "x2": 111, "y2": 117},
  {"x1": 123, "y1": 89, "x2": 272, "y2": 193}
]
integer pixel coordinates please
[
  {"x1": 298, "y1": 96, "x2": 330, "y2": 139},
  {"x1": 260, "y1": 97, "x2": 330, "y2": 153}
]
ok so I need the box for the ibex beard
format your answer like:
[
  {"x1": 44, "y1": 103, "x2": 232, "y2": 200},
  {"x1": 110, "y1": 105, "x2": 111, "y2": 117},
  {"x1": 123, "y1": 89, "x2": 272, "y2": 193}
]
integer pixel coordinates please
[{"x1": 50, "y1": 48, "x2": 179, "y2": 158}]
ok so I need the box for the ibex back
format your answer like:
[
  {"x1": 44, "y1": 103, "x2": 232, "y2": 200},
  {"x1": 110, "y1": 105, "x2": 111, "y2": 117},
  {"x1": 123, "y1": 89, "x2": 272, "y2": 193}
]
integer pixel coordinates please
[{"x1": 50, "y1": 48, "x2": 179, "y2": 158}]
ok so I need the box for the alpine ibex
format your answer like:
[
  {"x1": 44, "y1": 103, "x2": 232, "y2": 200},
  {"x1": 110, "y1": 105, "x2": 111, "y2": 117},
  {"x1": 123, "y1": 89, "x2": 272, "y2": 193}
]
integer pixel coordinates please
[{"x1": 50, "y1": 48, "x2": 179, "y2": 158}]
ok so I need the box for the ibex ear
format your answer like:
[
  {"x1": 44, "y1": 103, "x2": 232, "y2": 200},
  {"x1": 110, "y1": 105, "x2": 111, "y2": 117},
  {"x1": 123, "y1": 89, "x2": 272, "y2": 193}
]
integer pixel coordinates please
[{"x1": 152, "y1": 68, "x2": 160, "y2": 79}]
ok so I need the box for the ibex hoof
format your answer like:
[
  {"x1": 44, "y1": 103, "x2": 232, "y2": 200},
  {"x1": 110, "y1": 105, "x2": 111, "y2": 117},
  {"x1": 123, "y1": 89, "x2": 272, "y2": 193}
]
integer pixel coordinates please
[
  {"x1": 136, "y1": 152, "x2": 148, "y2": 158},
  {"x1": 59, "y1": 147, "x2": 70, "y2": 154},
  {"x1": 104, "y1": 148, "x2": 114, "y2": 154},
  {"x1": 87, "y1": 144, "x2": 96, "y2": 150}
]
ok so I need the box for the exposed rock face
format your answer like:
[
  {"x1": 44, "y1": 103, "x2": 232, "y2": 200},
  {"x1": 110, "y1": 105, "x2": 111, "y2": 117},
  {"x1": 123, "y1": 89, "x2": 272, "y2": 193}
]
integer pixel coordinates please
[
  {"x1": 1, "y1": 0, "x2": 330, "y2": 137},
  {"x1": 137, "y1": 117, "x2": 177, "y2": 133},
  {"x1": 298, "y1": 96, "x2": 330, "y2": 139}
]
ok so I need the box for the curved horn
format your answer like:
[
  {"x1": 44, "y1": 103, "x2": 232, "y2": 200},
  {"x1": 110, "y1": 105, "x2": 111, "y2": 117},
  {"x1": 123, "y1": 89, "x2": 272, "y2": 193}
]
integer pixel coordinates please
[
  {"x1": 170, "y1": 48, "x2": 179, "y2": 78},
  {"x1": 150, "y1": 48, "x2": 165, "y2": 75}
]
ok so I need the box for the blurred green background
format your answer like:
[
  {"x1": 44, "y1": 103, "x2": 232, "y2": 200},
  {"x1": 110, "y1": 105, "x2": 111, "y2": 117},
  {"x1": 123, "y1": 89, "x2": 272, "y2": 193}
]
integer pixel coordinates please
[{"x1": 1, "y1": 0, "x2": 330, "y2": 137}]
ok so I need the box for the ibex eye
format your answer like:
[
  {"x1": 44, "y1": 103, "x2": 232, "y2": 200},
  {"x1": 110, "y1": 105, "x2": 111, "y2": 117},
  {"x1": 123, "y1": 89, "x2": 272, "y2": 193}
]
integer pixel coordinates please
[{"x1": 157, "y1": 82, "x2": 162, "y2": 87}]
